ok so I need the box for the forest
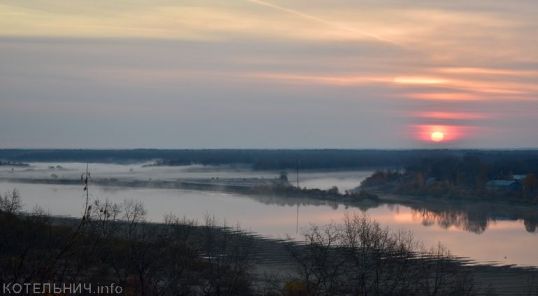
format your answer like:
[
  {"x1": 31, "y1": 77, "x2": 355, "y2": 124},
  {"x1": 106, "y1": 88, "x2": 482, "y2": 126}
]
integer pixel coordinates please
[
  {"x1": 2, "y1": 149, "x2": 538, "y2": 171},
  {"x1": 361, "y1": 155, "x2": 538, "y2": 201}
]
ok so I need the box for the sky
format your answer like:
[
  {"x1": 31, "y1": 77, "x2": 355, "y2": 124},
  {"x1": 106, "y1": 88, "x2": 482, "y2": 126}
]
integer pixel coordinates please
[{"x1": 1, "y1": 0, "x2": 537, "y2": 149}]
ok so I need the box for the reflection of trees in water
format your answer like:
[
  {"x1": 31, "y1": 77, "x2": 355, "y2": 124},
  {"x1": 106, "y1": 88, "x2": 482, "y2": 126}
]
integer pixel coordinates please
[
  {"x1": 411, "y1": 209, "x2": 489, "y2": 234},
  {"x1": 243, "y1": 194, "x2": 379, "y2": 211},
  {"x1": 245, "y1": 194, "x2": 538, "y2": 234},
  {"x1": 525, "y1": 220, "x2": 537, "y2": 233},
  {"x1": 409, "y1": 205, "x2": 538, "y2": 234}
]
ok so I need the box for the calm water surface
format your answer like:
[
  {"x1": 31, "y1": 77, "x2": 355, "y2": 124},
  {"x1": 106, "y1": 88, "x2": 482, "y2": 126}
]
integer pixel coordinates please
[{"x1": 0, "y1": 163, "x2": 537, "y2": 267}]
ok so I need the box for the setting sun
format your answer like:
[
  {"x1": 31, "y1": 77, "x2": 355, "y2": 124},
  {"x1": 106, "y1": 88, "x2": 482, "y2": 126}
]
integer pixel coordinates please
[
  {"x1": 431, "y1": 131, "x2": 445, "y2": 142},
  {"x1": 412, "y1": 125, "x2": 465, "y2": 144}
]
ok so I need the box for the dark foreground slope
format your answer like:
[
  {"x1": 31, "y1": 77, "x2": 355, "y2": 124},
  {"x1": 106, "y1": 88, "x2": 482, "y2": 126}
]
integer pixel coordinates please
[{"x1": 1, "y1": 192, "x2": 537, "y2": 295}]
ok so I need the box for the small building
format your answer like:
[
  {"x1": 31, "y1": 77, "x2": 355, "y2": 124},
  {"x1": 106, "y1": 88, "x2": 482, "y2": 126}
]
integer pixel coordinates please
[
  {"x1": 512, "y1": 174, "x2": 527, "y2": 181},
  {"x1": 486, "y1": 180, "x2": 521, "y2": 191}
]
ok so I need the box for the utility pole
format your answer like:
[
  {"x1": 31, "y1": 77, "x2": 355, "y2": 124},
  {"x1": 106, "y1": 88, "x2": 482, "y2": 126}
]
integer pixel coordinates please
[
  {"x1": 82, "y1": 163, "x2": 90, "y2": 219},
  {"x1": 296, "y1": 159, "x2": 299, "y2": 233}
]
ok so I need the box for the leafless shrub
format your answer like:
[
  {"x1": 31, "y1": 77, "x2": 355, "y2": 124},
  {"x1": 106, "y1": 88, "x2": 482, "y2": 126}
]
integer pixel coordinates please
[
  {"x1": 0, "y1": 189, "x2": 22, "y2": 214},
  {"x1": 289, "y1": 213, "x2": 475, "y2": 296}
]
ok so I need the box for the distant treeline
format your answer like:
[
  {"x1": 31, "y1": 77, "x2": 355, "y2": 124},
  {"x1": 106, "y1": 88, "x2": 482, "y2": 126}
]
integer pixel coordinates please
[
  {"x1": 1, "y1": 149, "x2": 538, "y2": 170},
  {"x1": 406, "y1": 154, "x2": 538, "y2": 180},
  {"x1": 0, "y1": 160, "x2": 29, "y2": 167},
  {"x1": 362, "y1": 154, "x2": 538, "y2": 202}
]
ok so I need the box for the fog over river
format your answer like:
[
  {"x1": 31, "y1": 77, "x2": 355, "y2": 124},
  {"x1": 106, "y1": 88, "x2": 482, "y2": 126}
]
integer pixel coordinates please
[{"x1": 1, "y1": 163, "x2": 537, "y2": 267}]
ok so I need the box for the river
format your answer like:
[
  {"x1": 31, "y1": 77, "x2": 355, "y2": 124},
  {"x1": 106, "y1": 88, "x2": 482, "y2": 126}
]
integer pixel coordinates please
[{"x1": 0, "y1": 163, "x2": 537, "y2": 267}]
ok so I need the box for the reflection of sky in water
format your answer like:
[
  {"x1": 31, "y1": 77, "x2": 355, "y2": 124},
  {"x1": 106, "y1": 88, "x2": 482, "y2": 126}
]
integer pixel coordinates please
[
  {"x1": 0, "y1": 179, "x2": 537, "y2": 267},
  {"x1": 1, "y1": 163, "x2": 537, "y2": 267}
]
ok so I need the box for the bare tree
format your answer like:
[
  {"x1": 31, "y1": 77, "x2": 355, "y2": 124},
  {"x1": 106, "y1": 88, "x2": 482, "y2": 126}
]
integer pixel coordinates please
[
  {"x1": 288, "y1": 213, "x2": 476, "y2": 296},
  {"x1": 0, "y1": 189, "x2": 22, "y2": 214}
]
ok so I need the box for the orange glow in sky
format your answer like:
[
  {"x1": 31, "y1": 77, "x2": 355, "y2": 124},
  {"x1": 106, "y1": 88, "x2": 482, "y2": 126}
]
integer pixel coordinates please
[
  {"x1": 406, "y1": 92, "x2": 480, "y2": 101},
  {"x1": 0, "y1": 0, "x2": 537, "y2": 148},
  {"x1": 393, "y1": 76, "x2": 448, "y2": 85},
  {"x1": 413, "y1": 125, "x2": 465, "y2": 143},
  {"x1": 414, "y1": 111, "x2": 488, "y2": 120}
]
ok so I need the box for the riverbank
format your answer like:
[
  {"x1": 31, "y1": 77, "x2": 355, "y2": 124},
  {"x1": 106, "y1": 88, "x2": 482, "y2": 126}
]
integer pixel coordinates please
[
  {"x1": 0, "y1": 176, "x2": 381, "y2": 205},
  {"x1": 2, "y1": 208, "x2": 537, "y2": 296}
]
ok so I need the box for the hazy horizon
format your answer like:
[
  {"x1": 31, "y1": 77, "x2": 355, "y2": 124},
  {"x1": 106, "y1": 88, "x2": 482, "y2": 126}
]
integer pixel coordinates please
[{"x1": 3, "y1": 147, "x2": 538, "y2": 151}]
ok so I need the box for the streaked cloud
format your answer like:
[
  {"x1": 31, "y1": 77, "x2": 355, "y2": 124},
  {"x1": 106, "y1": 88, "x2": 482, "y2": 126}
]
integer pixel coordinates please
[
  {"x1": 0, "y1": 0, "x2": 537, "y2": 148},
  {"x1": 251, "y1": 72, "x2": 390, "y2": 86},
  {"x1": 436, "y1": 67, "x2": 538, "y2": 77},
  {"x1": 414, "y1": 112, "x2": 489, "y2": 121},
  {"x1": 404, "y1": 93, "x2": 481, "y2": 102},
  {"x1": 393, "y1": 77, "x2": 448, "y2": 85}
]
